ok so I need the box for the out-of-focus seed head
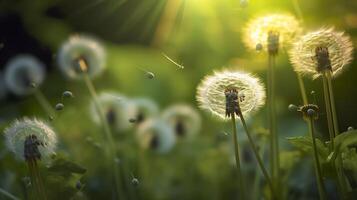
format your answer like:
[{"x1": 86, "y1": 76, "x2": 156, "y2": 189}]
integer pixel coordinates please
[
  {"x1": 243, "y1": 13, "x2": 301, "y2": 52},
  {"x1": 4, "y1": 55, "x2": 45, "y2": 96},
  {"x1": 4, "y1": 118, "x2": 57, "y2": 161},
  {"x1": 196, "y1": 70, "x2": 266, "y2": 120},
  {"x1": 289, "y1": 28, "x2": 354, "y2": 79},
  {"x1": 161, "y1": 104, "x2": 202, "y2": 139},
  {"x1": 90, "y1": 92, "x2": 132, "y2": 132},
  {"x1": 136, "y1": 119, "x2": 176, "y2": 154},
  {"x1": 127, "y1": 98, "x2": 159, "y2": 125},
  {"x1": 57, "y1": 35, "x2": 106, "y2": 80}
]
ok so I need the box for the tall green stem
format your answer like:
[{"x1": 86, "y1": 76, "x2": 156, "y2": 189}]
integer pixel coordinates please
[
  {"x1": 238, "y1": 113, "x2": 276, "y2": 199},
  {"x1": 231, "y1": 115, "x2": 246, "y2": 200},
  {"x1": 252, "y1": 140, "x2": 266, "y2": 200},
  {"x1": 27, "y1": 160, "x2": 47, "y2": 200},
  {"x1": 322, "y1": 73, "x2": 335, "y2": 150},
  {"x1": 83, "y1": 74, "x2": 125, "y2": 200},
  {"x1": 34, "y1": 89, "x2": 56, "y2": 118},
  {"x1": 0, "y1": 188, "x2": 20, "y2": 200},
  {"x1": 268, "y1": 54, "x2": 279, "y2": 191},
  {"x1": 308, "y1": 117, "x2": 327, "y2": 200},
  {"x1": 297, "y1": 74, "x2": 308, "y2": 105}
]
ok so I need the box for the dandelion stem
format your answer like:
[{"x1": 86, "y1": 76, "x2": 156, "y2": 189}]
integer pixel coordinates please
[
  {"x1": 307, "y1": 117, "x2": 327, "y2": 200},
  {"x1": 230, "y1": 114, "x2": 246, "y2": 200},
  {"x1": 238, "y1": 113, "x2": 276, "y2": 199},
  {"x1": 252, "y1": 140, "x2": 266, "y2": 200},
  {"x1": 34, "y1": 89, "x2": 56, "y2": 118},
  {"x1": 83, "y1": 73, "x2": 126, "y2": 200},
  {"x1": 268, "y1": 54, "x2": 280, "y2": 193},
  {"x1": 27, "y1": 160, "x2": 47, "y2": 200},
  {"x1": 0, "y1": 188, "x2": 20, "y2": 200},
  {"x1": 292, "y1": 0, "x2": 304, "y2": 23},
  {"x1": 321, "y1": 73, "x2": 335, "y2": 149},
  {"x1": 297, "y1": 74, "x2": 308, "y2": 105}
]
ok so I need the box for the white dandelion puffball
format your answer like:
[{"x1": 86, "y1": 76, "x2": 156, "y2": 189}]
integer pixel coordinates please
[
  {"x1": 196, "y1": 70, "x2": 266, "y2": 120},
  {"x1": 4, "y1": 55, "x2": 45, "y2": 96},
  {"x1": 0, "y1": 72, "x2": 8, "y2": 100},
  {"x1": 289, "y1": 28, "x2": 354, "y2": 79},
  {"x1": 90, "y1": 92, "x2": 133, "y2": 131},
  {"x1": 4, "y1": 118, "x2": 57, "y2": 161},
  {"x1": 161, "y1": 104, "x2": 202, "y2": 139},
  {"x1": 136, "y1": 119, "x2": 176, "y2": 154},
  {"x1": 243, "y1": 13, "x2": 301, "y2": 51},
  {"x1": 128, "y1": 98, "x2": 159, "y2": 124},
  {"x1": 57, "y1": 35, "x2": 106, "y2": 79}
]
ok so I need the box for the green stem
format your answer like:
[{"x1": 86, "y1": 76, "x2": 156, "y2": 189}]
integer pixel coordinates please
[
  {"x1": 27, "y1": 160, "x2": 47, "y2": 200},
  {"x1": 0, "y1": 188, "x2": 20, "y2": 200},
  {"x1": 321, "y1": 73, "x2": 335, "y2": 150},
  {"x1": 297, "y1": 74, "x2": 308, "y2": 105},
  {"x1": 231, "y1": 115, "x2": 246, "y2": 200},
  {"x1": 308, "y1": 117, "x2": 327, "y2": 200},
  {"x1": 268, "y1": 54, "x2": 280, "y2": 192},
  {"x1": 239, "y1": 113, "x2": 276, "y2": 199},
  {"x1": 83, "y1": 74, "x2": 126, "y2": 200},
  {"x1": 252, "y1": 140, "x2": 265, "y2": 200},
  {"x1": 34, "y1": 89, "x2": 56, "y2": 118}
]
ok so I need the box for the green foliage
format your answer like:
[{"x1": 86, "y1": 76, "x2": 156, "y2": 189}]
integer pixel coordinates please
[{"x1": 286, "y1": 136, "x2": 329, "y2": 160}]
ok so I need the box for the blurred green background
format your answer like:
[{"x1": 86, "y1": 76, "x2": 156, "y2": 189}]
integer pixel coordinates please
[{"x1": 0, "y1": 0, "x2": 357, "y2": 199}]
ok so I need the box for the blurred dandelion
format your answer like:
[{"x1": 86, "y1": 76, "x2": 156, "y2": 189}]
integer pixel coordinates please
[
  {"x1": 90, "y1": 92, "x2": 133, "y2": 132},
  {"x1": 196, "y1": 70, "x2": 265, "y2": 120},
  {"x1": 128, "y1": 98, "x2": 159, "y2": 124},
  {"x1": 4, "y1": 118, "x2": 57, "y2": 200},
  {"x1": 243, "y1": 13, "x2": 301, "y2": 53},
  {"x1": 136, "y1": 119, "x2": 176, "y2": 154},
  {"x1": 4, "y1": 55, "x2": 45, "y2": 96},
  {"x1": 290, "y1": 28, "x2": 353, "y2": 79},
  {"x1": 196, "y1": 70, "x2": 275, "y2": 199},
  {"x1": 161, "y1": 104, "x2": 201, "y2": 139},
  {"x1": 57, "y1": 35, "x2": 106, "y2": 80}
]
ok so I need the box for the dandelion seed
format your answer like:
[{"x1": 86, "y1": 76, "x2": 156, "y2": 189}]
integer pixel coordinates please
[
  {"x1": 347, "y1": 126, "x2": 354, "y2": 131},
  {"x1": 161, "y1": 104, "x2": 202, "y2": 139},
  {"x1": 62, "y1": 91, "x2": 74, "y2": 98},
  {"x1": 289, "y1": 28, "x2": 353, "y2": 79},
  {"x1": 4, "y1": 118, "x2": 57, "y2": 161},
  {"x1": 137, "y1": 67, "x2": 155, "y2": 79},
  {"x1": 196, "y1": 70, "x2": 266, "y2": 120},
  {"x1": 55, "y1": 103, "x2": 64, "y2": 111},
  {"x1": 4, "y1": 55, "x2": 45, "y2": 96},
  {"x1": 243, "y1": 13, "x2": 301, "y2": 53},
  {"x1": 127, "y1": 98, "x2": 159, "y2": 125},
  {"x1": 90, "y1": 92, "x2": 133, "y2": 131},
  {"x1": 57, "y1": 35, "x2": 106, "y2": 80},
  {"x1": 136, "y1": 119, "x2": 176, "y2": 154},
  {"x1": 162, "y1": 53, "x2": 184, "y2": 69},
  {"x1": 131, "y1": 178, "x2": 139, "y2": 187}
]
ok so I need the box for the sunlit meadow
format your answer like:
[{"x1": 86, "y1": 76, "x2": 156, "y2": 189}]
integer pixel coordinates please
[{"x1": 1, "y1": 0, "x2": 357, "y2": 200}]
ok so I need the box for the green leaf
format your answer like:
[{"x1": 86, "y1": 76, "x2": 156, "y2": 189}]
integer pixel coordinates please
[
  {"x1": 334, "y1": 130, "x2": 357, "y2": 152},
  {"x1": 286, "y1": 136, "x2": 329, "y2": 160},
  {"x1": 47, "y1": 157, "x2": 87, "y2": 177},
  {"x1": 342, "y1": 148, "x2": 357, "y2": 172}
]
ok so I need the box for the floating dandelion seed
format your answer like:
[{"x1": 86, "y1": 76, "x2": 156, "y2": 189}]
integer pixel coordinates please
[
  {"x1": 90, "y1": 92, "x2": 133, "y2": 131},
  {"x1": 62, "y1": 91, "x2": 74, "y2": 98},
  {"x1": 57, "y1": 35, "x2": 106, "y2": 79},
  {"x1": 137, "y1": 67, "x2": 155, "y2": 79},
  {"x1": 162, "y1": 53, "x2": 184, "y2": 69},
  {"x1": 128, "y1": 98, "x2": 159, "y2": 124},
  {"x1": 136, "y1": 119, "x2": 176, "y2": 154},
  {"x1": 243, "y1": 13, "x2": 301, "y2": 52},
  {"x1": 4, "y1": 118, "x2": 57, "y2": 161},
  {"x1": 161, "y1": 104, "x2": 202, "y2": 139},
  {"x1": 289, "y1": 28, "x2": 353, "y2": 79},
  {"x1": 4, "y1": 55, "x2": 45, "y2": 96},
  {"x1": 196, "y1": 70, "x2": 266, "y2": 120},
  {"x1": 55, "y1": 103, "x2": 64, "y2": 111}
]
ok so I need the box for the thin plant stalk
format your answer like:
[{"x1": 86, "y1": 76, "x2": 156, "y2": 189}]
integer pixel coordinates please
[
  {"x1": 297, "y1": 74, "x2": 308, "y2": 105},
  {"x1": 238, "y1": 113, "x2": 276, "y2": 199},
  {"x1": 252, "y1": 140, "x2": 266, "y2": 200},
  {"x1": 34, "y1": 89, "x2": 56, "y2": 118},
  {"x1": 321, "y1": 73, "x2": 335, "y2": 149},
  {"x1": 308, "y1": 117, "x2": 327, "y2": 200},
  {"x1": 0, "y1": 188, "x2": 20, "y2": 200},
  {"x1": 292, "y1": 0, "x2": 304, "y2": 23},
  {"x1": 231, "y1": 115, "x2": 246, "y2": 200},
  {"x1": 27, "y1": 160, "x2": 47, "y2": 200},
  {"x1": 268, "y1": 54, "x2": 280, "y2": 190}
]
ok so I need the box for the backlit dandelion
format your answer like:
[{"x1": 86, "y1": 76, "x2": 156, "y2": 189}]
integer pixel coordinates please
[
  {"x1": 243, "y1": 13, "x2": 301, "y2": 53},
  {"x1": 136, "y1": 119, "x2": 176, "y2": 154},
  {"x1": 90, "y1": 92, "x2": 133, "y2": 131},
  {"x1": 128, "y1": 98, "x2": 159, "y2": 124},
  {"x1": 161, "y1": 104, "x2": 201, "y2": 139},
  {"x1": 289, "y1": 28, "x2": 353, "y2": 79},
  {"x1": 196, "y1": 70, "x2": 265, "y2": 120},
  {"x1": 57, "y1": 35, "x2": 106, "y2": 80},
  {"x1": 4, "y1": 55, "x2": 45, "y2": 96}
]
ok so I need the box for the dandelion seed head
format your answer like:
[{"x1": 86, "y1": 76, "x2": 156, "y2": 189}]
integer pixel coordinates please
[
  {"x1": 196, "y1": 70, "x2": 266, "y2": 120},
  {"x1": 128, "y1": 98, "x2": 159, "y2": 124},
  {"x1": 57, "y1": 35, "x2": 106, "y2": 80},
  {"x1": 90, "y1": 92, "x2": 133, "y2": 132},
  {"x1": 4, "y1": 55, "x2": 45, "y2": 96},
  {"x1": 243, "y1": 13, "x2": 301, "y2": 52},
  {"x1": 4, "y1": 118, "x2": 57, "y2": 161},
  {"x1": 289, "y1": 28, "x2": 354, "y2": 79},
  {"x1": 136, "y1": 119, "x2": 176, "y2": 154},
  {"x1": 161, "y1": 104, "x2": 202, "y2": 139}
]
